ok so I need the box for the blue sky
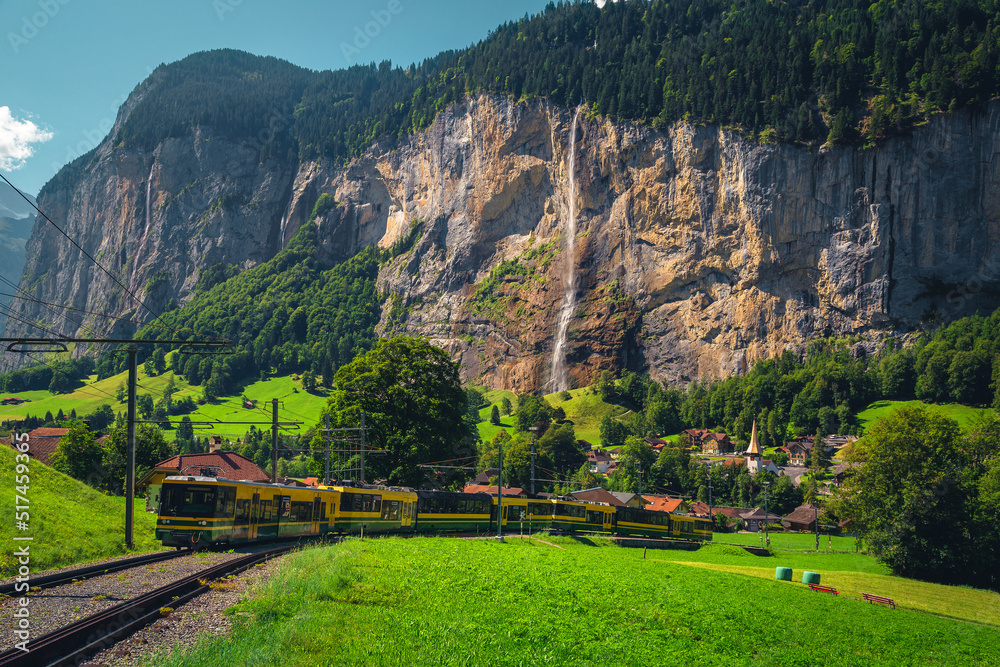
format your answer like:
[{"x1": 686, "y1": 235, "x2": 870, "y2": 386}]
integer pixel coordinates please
[{"x1": 1, "y1": 0, "x2": 555, "y2": 197}]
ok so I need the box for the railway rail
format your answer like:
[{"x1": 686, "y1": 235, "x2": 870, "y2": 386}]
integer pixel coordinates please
[
  {"x1": 0, "y1": 550, "x2": 188, "y2": 597},
  {"x1": 0, "y1": 545, "x2": 292, "y2": 667}
]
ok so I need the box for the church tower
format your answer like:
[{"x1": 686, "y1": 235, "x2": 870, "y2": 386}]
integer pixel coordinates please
[{"x1": 745, "y1": 420, "x2": 763, "y2": 474}]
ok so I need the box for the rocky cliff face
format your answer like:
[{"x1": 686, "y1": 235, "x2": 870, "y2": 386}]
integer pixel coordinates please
[{"x1": 8, "y1": 94, "x2": 1000, "y2": 389}]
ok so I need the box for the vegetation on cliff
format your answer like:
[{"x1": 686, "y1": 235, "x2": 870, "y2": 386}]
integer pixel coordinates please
[{"x1": 46, "y1": 0, "x2": 997, "y2": 204}]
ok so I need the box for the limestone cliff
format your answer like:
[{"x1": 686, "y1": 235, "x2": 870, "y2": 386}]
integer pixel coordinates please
[{"x1": 8, "y1": 94, "x2": 1000, "y2": 390}]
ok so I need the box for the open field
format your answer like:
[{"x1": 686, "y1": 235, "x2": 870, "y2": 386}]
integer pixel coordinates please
[
  {"x1": 151, "y1": 536, "x2": 1000, "y2": 667},
  {"x1": 857, "y1": 399, "x2": 989, "y2": 432},
  {"x1": 0, "y1": 368, "x2": 327, "y2": 441},
  {"x1": 0, "y1": 445, "x2": 162, "y2": 578},
  {"x1": 711, "y1": 531, "x2": 860, "y2": 551},
  {"x1": 475, "y1": 387, "x2": 623, "y2": 445}
]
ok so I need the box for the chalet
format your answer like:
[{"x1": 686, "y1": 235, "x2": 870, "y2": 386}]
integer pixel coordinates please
[
  {"x1": 610, "y1": 492, "x2": 646, "y2": 508},
  {"x1": 571, "y1": 487, "x2": 625, "y2": 506},
  {"x1": 641, "y1": 495, "x2": 688, "y2": 513},
  {"x1": 471, "y1": 469, "x2": 498, "y2": 485},
  {"x1": 831, "y1": 462, "x2": 859, "y2": 486},
  {"x1": 739, "y1": 507, "x2": 784, "y2": 532},
  {"x1": 688, "y1": 501, "x2": 712, "y2": 517},
  {"x1": 783, "y1": 436, "x2": 815, "y2": 466},
  {"x1": 824, "y1": 434, "x2": 858, "y2": 450},
  {"x1": 6, "y1": 427, "x2": 71, "y2": 466},
  {"x1": 684, "y1": 429, "x2": 733, "y2": 454},
  {"x1": 587, "y1": 449, "x2": 613, "y2": 473},
  {"x1": 643, "y1": 438, "x2": 671, "y2": 455},
  {"x1": 137, "y1": 450, "x2": 271, "y2": 511},
  {"x1": 782, "y1": 503, "x2": 822, "y2": 531}
]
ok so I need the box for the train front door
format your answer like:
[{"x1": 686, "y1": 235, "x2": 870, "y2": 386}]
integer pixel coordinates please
[
  {"x1": 401, "y1": 501, "x2": 412, "y2": 528},
  {"x1": 249, "y1": 493, "x2": 260, "y2": 540},
  {"x1": 312, "y1": 497, "x2": 321, "y2": 535}
]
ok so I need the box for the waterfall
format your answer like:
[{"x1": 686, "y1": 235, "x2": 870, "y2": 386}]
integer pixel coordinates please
[{"x1": 549, "y1": 106, "x2": 582, "y2": 393}]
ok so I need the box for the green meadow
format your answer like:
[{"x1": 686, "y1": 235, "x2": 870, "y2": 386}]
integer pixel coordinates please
[
  {"x1": 151, "y1": 536, "x2": 1000, "y2": 667},
  {"x1": 0, "y1": 445, "x2": 162, "y2": 578},
  {"x1": 476, "y1": 387, "x2": 625, "y2": 445},
  {"x1": 856, "y1": 400, "x2": 989, "y2": 432},
  {"x1": 0, "y1": 367, "x2": 328, "y2": 441}
]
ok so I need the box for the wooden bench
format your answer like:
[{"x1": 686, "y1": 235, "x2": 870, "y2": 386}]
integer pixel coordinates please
[
  {"x1": 808, "y1": 583, "x2": 838, "y2": 596},
  {"x1": 863, "y1": 592, "x2": 896, "y2": 609}
]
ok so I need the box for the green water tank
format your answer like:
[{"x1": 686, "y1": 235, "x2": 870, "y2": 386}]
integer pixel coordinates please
[
  {"x1": 802, "y1": 571, "x2": 821, "y2": 585},
  {"x1": 775, "y1": 567, "x2": 793, "y2": 581}
]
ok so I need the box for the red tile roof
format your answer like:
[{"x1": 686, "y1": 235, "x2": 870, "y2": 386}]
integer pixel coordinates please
[
  {"x1": 6, "y1": 428, "x2": 74, "y2": 466},
  {"x1": 156, "y1": 451, "x2": 271, "y2": 482},
  {"x1": 641, "y1": 495, "x2": 686, "y2": 513}
]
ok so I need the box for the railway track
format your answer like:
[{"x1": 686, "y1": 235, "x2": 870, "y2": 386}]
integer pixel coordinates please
[
  {"x1": 0, "y1": 550, "x2": 189, "y2": 597},
  {"x1": 0, "y1": 546, "x2": 292, "y2": 667}
]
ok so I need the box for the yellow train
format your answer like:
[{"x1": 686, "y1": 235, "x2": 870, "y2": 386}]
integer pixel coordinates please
[{"x1": 154, "y1": 475, "x2": 712, "y2": 547}]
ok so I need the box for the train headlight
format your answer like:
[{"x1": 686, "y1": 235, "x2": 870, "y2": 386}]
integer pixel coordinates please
[
  {"x1": 163, "y1": 519, "x2": 170, "y2": 524},
  {"x1": 199, "y1": 520, "x2": 207, "y2": 526}
]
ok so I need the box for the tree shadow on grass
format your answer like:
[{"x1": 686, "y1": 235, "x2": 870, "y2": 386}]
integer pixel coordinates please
[{"x1": 568, "y1": 535, "x2": 599, "y2": 547}]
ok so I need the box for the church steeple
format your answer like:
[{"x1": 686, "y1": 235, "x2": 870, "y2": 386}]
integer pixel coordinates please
[{"x1": 746, "y1": 420, "x2": 763, "y2": 473}]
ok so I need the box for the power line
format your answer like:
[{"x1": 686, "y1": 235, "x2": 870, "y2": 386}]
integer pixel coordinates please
[{"x1": 0, "y1": 171, "x2": 224, "y2": 343}]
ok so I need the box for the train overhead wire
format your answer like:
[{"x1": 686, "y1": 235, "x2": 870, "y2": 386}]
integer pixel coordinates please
[{"x1": 0, "y1": 171, "x2": 226, "y2": 343}]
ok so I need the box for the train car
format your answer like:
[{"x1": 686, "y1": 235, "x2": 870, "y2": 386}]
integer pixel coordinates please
[
  {"x1": 155, "y1": 477, "x2": 711, "y2": 548},
  {"x1": 326, "y1": 485, "x2": 417, "y2": 534},
  {"x1": 414, "y1": 490, "x2": 492, "y2": 533},
  {"x1": 613, "y1": 505, "x2": 673, "y2": 539},
  {"x1": 497, "y1": 497, "x2": 556, "y2": 533},
  {"x1": 667, "y1": 513, "x2": 713, "y2": 541},
  {"x1": 156, "y1": 476, "x2": 336, "y2": 547}
]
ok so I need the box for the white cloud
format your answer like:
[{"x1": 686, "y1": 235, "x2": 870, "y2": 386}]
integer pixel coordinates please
[{"x1": 0, "y1": 106, "x2": 53, "y2": 170}]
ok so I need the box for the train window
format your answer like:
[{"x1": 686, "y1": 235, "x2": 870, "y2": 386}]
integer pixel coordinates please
[
  {"x1": 373, "y1": 496, "x2": 381, "y2": 514},
  {"x1": 321, "y1": 502, "x2": 327, "y2": 521},
  {"x1": 160, "y1": 485, "x2": 219, "y2": 518},
  {"x1": 235, "y1": 499, "x2": 250, "y2": 525},
  {"x1": 260, "y1": 500, "x2": 271, "y2": 522},
  {"x1": 313, "y1": 498, "x2": 320, "y2": 521},
  {"x1": 282, "y1": 498, "x2": 291, "y2": 518},
  {"x1": 381, "y1": 500, "x2": 391, "y2": 520}
]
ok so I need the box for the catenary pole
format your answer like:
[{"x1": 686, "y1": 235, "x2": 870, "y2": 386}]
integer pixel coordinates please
[
  {"x1": 271, "y1": 398, "x2": 279, "y2": 482},
  {"x1": 125, "y1": 348, "x2": 138, "y2": 549}
]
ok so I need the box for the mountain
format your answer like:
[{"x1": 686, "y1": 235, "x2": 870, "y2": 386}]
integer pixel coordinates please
[
  {"x1": 0, "y1": 181, "x2": 36, "y2": 332},
  {"x1": 5, "y1": 1, "x2": 1000, "y2": 391},
  {"x1": 0, "y1": 180, "x2": 36, "y2": 220}
]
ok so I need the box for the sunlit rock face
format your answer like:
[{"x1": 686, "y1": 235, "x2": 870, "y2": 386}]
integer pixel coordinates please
[{"x1": 10, "y1": 93, "x2": 1000, "y2": 390}]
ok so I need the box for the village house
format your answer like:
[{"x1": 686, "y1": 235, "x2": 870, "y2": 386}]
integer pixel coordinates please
[
  {"x1": 781, "y1": 436, "x2": 814, "y2": 466},
  {"x1": 643, "y1": 437, "x2": 671, "y2": 456},
  {"x1": 587, "y1": 449, "x2": 614, "y2": 473},
  {"x1": 6, "y1": 427, "x2": 71, "y2": 466},
  {"x1": 571, "y1": 487, "x2": 625, "y2": 506},
  {"x1": 137, "y1": 437, "x2": 271, "y2": 511},
  {"x1": 683, "y1": 429, "x2": 733, "y2": 454},
  {"x1": 739, "y1": 507, "x2": 784, "y2": 532},
  {"x1": 783, "y1": 503, "x2": 823, "y2": 532},
  {"x1": 609, "y1": 491, "x2": 646, "y2": 508},
  {"x1": 641, "y1": 495, "x2": 688, "y2": 513}
]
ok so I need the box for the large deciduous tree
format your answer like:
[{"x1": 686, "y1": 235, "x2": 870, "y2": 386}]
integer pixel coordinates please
[
  {"x1": 841, "y1": 407, "x2": 978, "y2": 585},
  {"x1": 318, "y1": 336, "x2": 473, "y2": 487}
]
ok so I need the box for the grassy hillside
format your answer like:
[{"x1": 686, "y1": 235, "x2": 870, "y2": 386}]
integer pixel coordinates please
[
  {"x1": 857, "y1": 400, "x2": 989, "y2": 433},
  {"x1": 474, "y1": 387, "x2": 625, "y2": 445},
  {"x1": 0, "y1": 366, "x2": 328, "y2": 441},
  {"x1": 0, "y1": 445, "x2": 162, "y2": 577},
  {"x1": 152, "y1": 537, "x2": 1000, "y2": 667}
]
